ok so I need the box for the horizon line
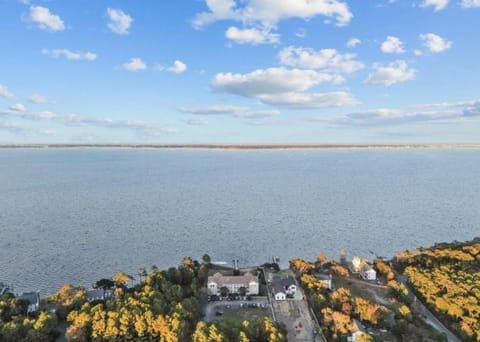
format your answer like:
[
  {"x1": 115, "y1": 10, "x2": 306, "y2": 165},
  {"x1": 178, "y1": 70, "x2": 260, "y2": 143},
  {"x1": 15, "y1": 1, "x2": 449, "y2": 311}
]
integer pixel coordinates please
[{"x1": 2, "y1": 143, "x2": 480, "y2": 149}]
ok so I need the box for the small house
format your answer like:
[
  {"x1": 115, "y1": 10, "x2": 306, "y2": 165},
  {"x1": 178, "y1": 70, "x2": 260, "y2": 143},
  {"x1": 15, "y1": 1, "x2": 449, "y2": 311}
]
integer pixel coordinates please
[{"x1": 360, "y1": 266, "x2": 376, "y2": 281}]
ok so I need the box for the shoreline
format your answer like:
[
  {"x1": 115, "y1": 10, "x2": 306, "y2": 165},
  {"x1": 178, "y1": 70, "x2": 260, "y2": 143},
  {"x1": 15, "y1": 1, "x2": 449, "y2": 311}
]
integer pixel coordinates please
[{"x1": 2, "y1": 143, "x2": 480, "y2": 150}]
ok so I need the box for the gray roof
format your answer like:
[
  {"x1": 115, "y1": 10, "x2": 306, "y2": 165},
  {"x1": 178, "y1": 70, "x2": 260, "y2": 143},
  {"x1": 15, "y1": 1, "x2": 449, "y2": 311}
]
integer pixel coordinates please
[
  {"x1": 273, "y1": 283, "x2": 286, "y2": 295},
  {"x1": 273, "y1": 276, "x2": 296, "y2": 288},
  {"x1": 19, "y1": 292, "x2": 40, "y2": 305}
]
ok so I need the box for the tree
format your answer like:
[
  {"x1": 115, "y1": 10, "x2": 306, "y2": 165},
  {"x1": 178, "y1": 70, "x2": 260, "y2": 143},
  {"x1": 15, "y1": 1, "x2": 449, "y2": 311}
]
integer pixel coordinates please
[
  {"x1": 220, "y1": 287, "x2": 229, "y2": 297},
  {"x1": 317, "y1": 253, "x2": 327, "y2": 265},
  {"x1": 95, "y1": 279, "x2": 114, "y2": 291},
  {"x1": 238, "y1": 287, "x2": 247, "y2": 297},
  {"x1": 202, "y1": 254, "x2": 211, "y2": 264}
]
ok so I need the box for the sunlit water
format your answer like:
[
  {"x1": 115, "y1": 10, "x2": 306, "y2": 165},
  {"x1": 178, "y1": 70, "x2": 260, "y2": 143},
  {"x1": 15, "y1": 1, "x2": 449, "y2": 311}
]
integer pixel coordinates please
[{"x1": 1, "y1": 148, "x2": 478, "y2": 294}]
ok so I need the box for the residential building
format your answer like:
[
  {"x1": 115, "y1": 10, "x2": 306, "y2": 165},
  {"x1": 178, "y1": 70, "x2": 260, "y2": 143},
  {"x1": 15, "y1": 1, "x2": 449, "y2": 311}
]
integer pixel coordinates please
[
  {"x1": 272, "y1": 276, "x2": 297, "y2": 300},
  {"x1": 207, "y1": 272, "x2": 259, "y2": 296},
  {"x1": 86, "y1": 289, "x2": 113, "y2": 302},
  {"x1": 360, "y1": 266, "x2": 377, "y2": 281},
  {"x1": 315, "y1": 273, "x2": 333, "y2": 290}
]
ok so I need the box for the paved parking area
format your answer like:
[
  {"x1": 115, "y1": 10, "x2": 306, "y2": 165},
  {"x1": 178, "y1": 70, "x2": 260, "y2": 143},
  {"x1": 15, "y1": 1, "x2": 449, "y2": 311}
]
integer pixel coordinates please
[{"x1": 203, "y1": 298, "x2": 270, "y2": 322}]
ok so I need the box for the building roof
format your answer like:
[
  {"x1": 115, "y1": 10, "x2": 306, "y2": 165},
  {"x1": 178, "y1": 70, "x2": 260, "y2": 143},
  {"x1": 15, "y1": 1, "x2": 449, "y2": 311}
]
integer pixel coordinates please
[
  {"x1": 272, "y1": 276, "x2": 296, "y2": 288},
  {"x1": 19, "y1": 292, "x2": 40, "y2": 306},
  {"x1": 273, "y1": 283, "x2": 286, "y2": 295},
  {"x1": 208, "y1": 272, "x2": 258, "y2": 287},
  {"x1": 86, "y1": 289, "x2": 105, "y2": 299}
]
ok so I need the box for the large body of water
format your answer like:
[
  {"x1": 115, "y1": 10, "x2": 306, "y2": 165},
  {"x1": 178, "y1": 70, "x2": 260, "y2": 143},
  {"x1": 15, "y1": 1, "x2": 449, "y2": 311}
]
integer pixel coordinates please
[{"x1": 0, "y1": 148, "x2": 478, "y2": 294}]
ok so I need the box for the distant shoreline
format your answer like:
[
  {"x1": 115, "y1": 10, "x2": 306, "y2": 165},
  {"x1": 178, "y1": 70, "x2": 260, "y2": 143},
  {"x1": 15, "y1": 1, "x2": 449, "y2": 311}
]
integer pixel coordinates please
[{"x1": 2, "y1": 143, "x2": 480, "y2": 150}]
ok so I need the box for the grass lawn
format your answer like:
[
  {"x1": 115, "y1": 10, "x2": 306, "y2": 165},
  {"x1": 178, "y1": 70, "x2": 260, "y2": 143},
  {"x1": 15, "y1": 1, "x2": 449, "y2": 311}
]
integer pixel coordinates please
[{"x1": 223, "y1": 308, "x2": 269, "y2": 324}]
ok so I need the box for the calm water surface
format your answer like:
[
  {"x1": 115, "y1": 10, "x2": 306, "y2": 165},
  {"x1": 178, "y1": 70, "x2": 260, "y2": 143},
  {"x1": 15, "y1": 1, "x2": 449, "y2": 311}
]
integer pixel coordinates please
[{"x1": 0, "y1": 149, "x2": 478, "y2": 294}]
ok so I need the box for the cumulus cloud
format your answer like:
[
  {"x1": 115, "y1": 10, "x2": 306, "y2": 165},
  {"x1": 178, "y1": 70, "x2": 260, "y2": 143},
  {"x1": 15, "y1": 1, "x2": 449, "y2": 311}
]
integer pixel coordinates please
[
  {"x1": 29, "y1": 94, "x2": 48, "y2": 104},
  {"x1": 192, "y1": 0, "x2": 353, "y2": 28},
  {"x1": 156, "y1": 60, "x2": 188, "y2": 74},
  {"x1": 462, "y1": 0, "x2": 480, "y2": 7},
  {"x1": 106, "y1": 8, "x2": 133, "y2": 35},
  {"x1": 28, "y1": 5, "x2": 65, "y2": 31},
  {"x1": 211, "y1": 67, "x2": 357, "y2": 109},
  {"x1": 420, "y1": 0, "x2": 449, "y2": 11},
  {"x1": 41, "y1": 48, "x2": 97, "y2": 61},
  {"x1": 419, "y1": 33, "x2": 452, "y2": 53},
  {"x1": 212, "y1": 67, "x2": 341, "y2": 97},
  {"x1": 365, "y1": 60, "x2": 416, "y2": 86},
  {"x1": 278, "y1": 46, "x2": 364, "y2": 74},
  {"x1": 225, "y1": 26, "x2": 280, "y2": 45},
  {"x1": 178, "y1": 105, "x2": 280, "y2": 118},
  {"x1": 168, "y1": 60, "x2": 187, "y2": 74},
  {"x1": 0, "y1": 84, "x2": 14, "y2": 99},
  {"x1": 346, "y1": 38, "x2": 361, "y2": 48},
  {"x1": 380, "y1": 36, "x2": 405, "y2": 54},
  {"x1": 122, "y1": 58, "x2": 147, "y2": 72}
]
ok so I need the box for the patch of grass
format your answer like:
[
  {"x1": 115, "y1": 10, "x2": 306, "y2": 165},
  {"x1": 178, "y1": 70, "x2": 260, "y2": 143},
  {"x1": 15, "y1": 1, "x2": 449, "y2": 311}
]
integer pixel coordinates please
[{"x1": 223, "y1": 308, "x2": 269, "y2": 325}]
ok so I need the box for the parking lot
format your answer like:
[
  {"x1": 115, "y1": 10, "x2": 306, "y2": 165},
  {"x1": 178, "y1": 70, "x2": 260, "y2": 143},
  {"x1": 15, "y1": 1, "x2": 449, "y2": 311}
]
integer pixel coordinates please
[{"x1": 202, "y1": 297, "x2": 270, "y2": 322}]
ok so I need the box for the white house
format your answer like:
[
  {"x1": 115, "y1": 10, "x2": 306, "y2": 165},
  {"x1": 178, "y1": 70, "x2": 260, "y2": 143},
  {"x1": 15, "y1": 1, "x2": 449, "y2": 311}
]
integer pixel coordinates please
[
  {"x1": 273, "y1": 284, "x2": 287, "y2": 301},
  {"x1": 86, "y1": 289, "x2": 113, "y2": 302},
  {"x1": 360, "y1": 266, "x2": 377, "y2": 281},
  {"x1": 272, "y1": 276, "x2": 297, "y2": 300},
  {"x1": 19, "y1": 292, "x2": 40, "y2": 314},
  {"x1": 207, "y1": 272, "x2": 259, "y2": 296},
  {"x1": 315, "y1": 274, "x2": 333, "y2": 290}
]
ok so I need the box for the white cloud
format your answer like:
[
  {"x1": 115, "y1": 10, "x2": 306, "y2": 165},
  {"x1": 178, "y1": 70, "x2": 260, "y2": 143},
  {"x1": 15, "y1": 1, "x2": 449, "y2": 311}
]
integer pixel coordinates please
[
  {"x1": 225, "y1": 26, "x2": 280, "y2": 45},
  {"x1": 106, "y1": 8, "x2": 133, "y2": 35},
  {"x1": 365, "y1": 60, "x2": 416, "y2": 86},
  {"x1": 258, "y1": 92, "x2": 359, "y2": 109},
  {"x1": 122, "y1": 58, "x2": 147, "y2": 72},
  {"x1": 462, "y1": 0, "x2": 480, "y2": 7},
  {"x1": 0, "y1": 108, "x2": 176, "y2": 135},
  {"x1": 413, "y1": 49, "x2": 423, "y2": 56},
  {"x1": 0, "y1": 84, "x2": 14, "y2": 99},
  {"x1": 278, "y1": 46, "x2": 364, "y2": 74},
  {"x1": 212, "y1": 67, "x2": 340, "y2": 97},
  {"x1": 178, "y1": 105, "x2": 280, "y2": 118},
  {"x1": 346, "y1": 38, "x2": 361, "y2": 48},
  {"x1": 29, "y1": 6, "x2": 65, "y2": 31},
  {"x1": 41, "y1": 48, "x2": 97, "y2": 61},
  {"x1": 156, "y1": 60, "x2": 188, "y2": 74},
  {"x1": 9, "y1": 103, "x2": 26, "y2": 112},
  {"x1": 330, "y1": 99, "x2": 480, "y2": 126},
  {"x1": 380, "y1": 36, "x2": 405, "y2": 54},
  {"x1": 193, "y1": 0, "x2": 353, "y2": 28},
  {"x1": 419, "y1": 33, "x2": 452, "y2": 53},
  {"x1": 168, "y1": 60, "x2": 187, "y2": 74},
  {"x1": 211, "y1": 67, "x2": 357, "y2": 109},
  {"x1": 420, "y1": 0, "x2": 449, "y2": 11},
  {"x1": 29, "y1": 94, "x2": 48, "y2": 104}
]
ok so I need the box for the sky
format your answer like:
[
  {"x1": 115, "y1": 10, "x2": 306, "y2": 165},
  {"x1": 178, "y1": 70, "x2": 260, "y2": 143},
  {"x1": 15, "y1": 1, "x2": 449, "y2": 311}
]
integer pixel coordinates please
[{"x1": 0, "y1": 0, "x2": 479, "y2": 144}]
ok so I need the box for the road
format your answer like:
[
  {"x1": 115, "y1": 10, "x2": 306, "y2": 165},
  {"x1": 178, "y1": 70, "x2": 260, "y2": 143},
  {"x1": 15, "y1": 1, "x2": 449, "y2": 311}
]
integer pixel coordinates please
[{"x1": 396, "y1": 274, "x2": 460, "y2": 342}]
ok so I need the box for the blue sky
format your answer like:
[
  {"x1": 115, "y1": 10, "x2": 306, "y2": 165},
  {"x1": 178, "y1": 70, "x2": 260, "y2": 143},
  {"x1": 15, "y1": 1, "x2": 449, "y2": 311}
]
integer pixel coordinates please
[{"x1": 0, "y1": 0, "x2": 479, "y2": 144}]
